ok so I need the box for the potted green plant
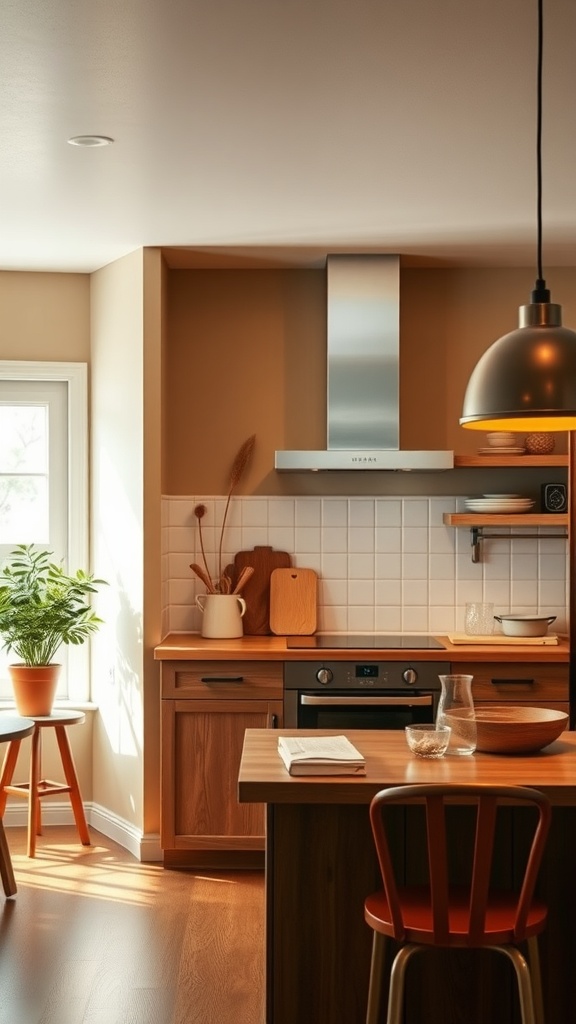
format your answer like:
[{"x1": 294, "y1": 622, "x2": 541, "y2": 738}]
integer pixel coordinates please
[{"x1": 0, "y1": 544, "x2": 107, "y2": 716}]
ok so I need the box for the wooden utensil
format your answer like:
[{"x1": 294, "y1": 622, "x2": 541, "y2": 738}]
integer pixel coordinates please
[
  {"x1": 269, "y1": 568, "x2": 318, "y2": 635},
  {"x1": 189, "y1": 563, "x2": 216, "y2": 593},
  {"x1": 233, "y1": 565, "x2": 255, "y2": 594},
  {"x1": 230, "y1": 546, "x2": 292, "y2": 634}
]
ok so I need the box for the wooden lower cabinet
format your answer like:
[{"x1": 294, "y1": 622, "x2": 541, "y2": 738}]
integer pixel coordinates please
[
  {"x1": 458, "y1": 661, "x2": 569, "y2": 718},
  {"x1": 160, "y1": 660, "x2": 282, "y2": 865}
]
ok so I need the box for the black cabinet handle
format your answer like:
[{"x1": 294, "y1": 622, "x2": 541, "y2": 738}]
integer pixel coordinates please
[
  {"x1": 269, "y1": 714, "x2": 278, "y2": 729},
  {"x1": 491, "y1": 678, "x2": 535, "y2": 686},
  {"x1": 200, "y1": 676, "x2": 244, "y2": 683}
]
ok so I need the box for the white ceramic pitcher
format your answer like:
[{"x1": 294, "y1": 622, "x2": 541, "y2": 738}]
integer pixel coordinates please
[{"x1": 196, "y1": 593, "x2": 247, "y2": 638}]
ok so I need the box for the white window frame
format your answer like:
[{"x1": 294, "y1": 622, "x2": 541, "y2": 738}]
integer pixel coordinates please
[{"x1": 0, "y1": 361, "x2": 88, "y2": 703}]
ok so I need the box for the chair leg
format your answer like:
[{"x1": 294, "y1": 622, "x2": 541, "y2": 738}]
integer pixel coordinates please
[
  {"x1": 385, "y1": 944, "x2": 420, "y2": 1024},
  {"x1": 366, "y1": 932, "x2": 387, "y2": 1024},
  {"x1": 493, "y1": 945, "x2": 537, "y2": 1024},
  {"x1": 526, "y1": 936, "x2": 545, "y2": 1024}
]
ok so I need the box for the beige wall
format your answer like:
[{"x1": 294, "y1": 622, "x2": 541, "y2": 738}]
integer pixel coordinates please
[
  {"x1": 89, "y1": 247, "x2": 163, "y2": 846},
  {"x1": 90, "y1": 250, "x2": 147, "y2": 834},
  {"x1": 0, "y1": 271, "x2": 90, "y2": 361},
  {"x1": 164, "y1": 265, "x2": 574, "y2": 498},
  {"x1": 142, "y1": 249, "x2": 164, "y2": 837}
]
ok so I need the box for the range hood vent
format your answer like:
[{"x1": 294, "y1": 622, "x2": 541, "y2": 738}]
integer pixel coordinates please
[{"x1": 275, "y1": 254, "x2": 453, "y2": 471}]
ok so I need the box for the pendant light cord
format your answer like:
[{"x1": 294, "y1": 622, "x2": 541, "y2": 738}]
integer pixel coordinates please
[{"x1": 533, "y1": 0, "x2": 549, "y2": 301}]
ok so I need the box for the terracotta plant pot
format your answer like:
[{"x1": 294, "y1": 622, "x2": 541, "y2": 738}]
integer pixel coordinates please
[{"x1": 8, "y1": 663, "x2": 61, "y2": 717}]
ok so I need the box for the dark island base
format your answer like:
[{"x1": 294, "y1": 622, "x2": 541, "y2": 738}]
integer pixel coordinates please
[{"x1": 266, "y1": 802, "x2": 576, "y2": 1024}]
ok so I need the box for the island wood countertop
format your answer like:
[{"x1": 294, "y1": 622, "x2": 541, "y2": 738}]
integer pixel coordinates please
[
  {"x1": 238, "y1": 728, "x2": 576, "y2": 807},
  {"x1": 155, "y1": 632, "x2": 569, "y2": 663}
]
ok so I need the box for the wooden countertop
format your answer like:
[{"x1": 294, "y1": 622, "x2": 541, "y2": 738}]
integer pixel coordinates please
[
  {"x1": 238, "y1": 728, "x2": 576, "y2": 806},
  {"x1": 154, "y1": 632, "x2": 569, "y2": 663}
]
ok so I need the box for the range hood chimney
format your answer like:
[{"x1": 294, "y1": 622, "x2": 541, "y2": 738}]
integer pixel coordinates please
[{"x1": 275, "y1": 254, "x2": 453, "y2": 471}]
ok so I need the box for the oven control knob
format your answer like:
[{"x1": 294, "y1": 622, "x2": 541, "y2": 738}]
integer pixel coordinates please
[
  {"x1": 316, "y1": 668, "x2": 333, "y2": 685},
  {"x1": 402, "y1": 668, "x2": 418, "y2": 686}
]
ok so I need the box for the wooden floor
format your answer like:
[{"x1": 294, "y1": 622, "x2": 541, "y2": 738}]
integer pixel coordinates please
[{"x1": 0, "y1": 826, "x2": 265, "y2": 1024}]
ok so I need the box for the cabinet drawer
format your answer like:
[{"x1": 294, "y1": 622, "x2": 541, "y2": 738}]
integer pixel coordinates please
[
  {"x1": 161, "y1": 660, "x2": 283, "y2": 699},
  {"x1": 456, "y1": 662, "x2": 568, "y2": 702}
]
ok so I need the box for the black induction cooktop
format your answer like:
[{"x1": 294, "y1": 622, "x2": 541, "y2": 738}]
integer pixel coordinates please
[{"x1": 285, "y1": 634, "x2": 445, "y2": 650}]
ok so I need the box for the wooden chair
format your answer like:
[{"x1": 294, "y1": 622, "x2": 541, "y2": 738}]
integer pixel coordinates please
[{"x1": 364, "y1": 783, "x2": 551, "y2": 1024}]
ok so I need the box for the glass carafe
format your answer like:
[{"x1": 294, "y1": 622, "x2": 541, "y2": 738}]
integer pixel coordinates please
[{"x1": 436, "y1": 674, "x2": 477, "y2": 755}]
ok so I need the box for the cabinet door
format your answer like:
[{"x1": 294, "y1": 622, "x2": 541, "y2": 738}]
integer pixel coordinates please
[{"x1": 162, "y1": 698, "x2": 282, "y2": 851}]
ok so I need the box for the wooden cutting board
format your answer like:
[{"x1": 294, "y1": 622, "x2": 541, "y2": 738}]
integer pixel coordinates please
[
  {"x1": 269, "y1": 568, "x2": 318, "y2": 636},
  {"x1": 448, "y1": 633, "x2": 559, "y2": 646},
  {"x1": 228, "y1": 546, "x2": 292, "y2": 635}
]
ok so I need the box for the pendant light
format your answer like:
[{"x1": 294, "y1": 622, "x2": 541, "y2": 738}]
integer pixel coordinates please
[{"x1": 460, "y1": 0, "x2": 576, "y2": 432}]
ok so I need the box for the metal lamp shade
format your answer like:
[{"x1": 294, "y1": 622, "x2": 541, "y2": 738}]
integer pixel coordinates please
[{"x1": 460, "y1": 301, "x2": 576, "y2": 431}]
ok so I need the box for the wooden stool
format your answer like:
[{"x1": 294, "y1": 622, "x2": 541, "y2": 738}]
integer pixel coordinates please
[
  {"x1": 0, "y1": 715, "x2": 35, "y2": 894},
  {"x1": 0, "y1": 710, "x2": 91, "y2": 858}
]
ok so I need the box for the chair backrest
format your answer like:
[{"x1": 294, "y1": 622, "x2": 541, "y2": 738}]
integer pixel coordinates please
[{"x1": 368, "y1": 783, "x2": 551, "y2": 945}]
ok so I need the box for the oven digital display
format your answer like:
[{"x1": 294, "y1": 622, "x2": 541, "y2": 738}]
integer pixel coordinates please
[{"x1": 356, "y1": 664, "x2": 379, "y2": 678}]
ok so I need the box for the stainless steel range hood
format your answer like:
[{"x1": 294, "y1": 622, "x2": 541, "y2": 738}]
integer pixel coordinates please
[{"x1": 275, "y1": 254, "x2": 453, "y2": 471}]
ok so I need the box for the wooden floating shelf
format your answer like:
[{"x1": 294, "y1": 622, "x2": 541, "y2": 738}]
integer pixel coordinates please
[
  {"x1": 454, "y1": 454, "x2": 568, "y2": 468},
  {"x1": 444, "y1": 513, "x2": 568, "y2": 527}
]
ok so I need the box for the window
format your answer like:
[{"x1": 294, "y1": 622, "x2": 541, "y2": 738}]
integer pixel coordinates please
[{"x1": 0, "y1": 362, "x2": 88, "y2": 702}]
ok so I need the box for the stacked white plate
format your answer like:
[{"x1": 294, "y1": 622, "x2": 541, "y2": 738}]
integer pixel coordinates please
[
  {"x1": 464, "y1": 493, "x2": 535, "y2": 514},
  {"x1": 477, "y1": 446, "x2": 526, "y2": 455}
]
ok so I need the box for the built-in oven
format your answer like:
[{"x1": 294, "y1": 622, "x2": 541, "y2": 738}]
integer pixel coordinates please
[{"x1": 283, "y1": 635, "x2": 449, "y2": 731}]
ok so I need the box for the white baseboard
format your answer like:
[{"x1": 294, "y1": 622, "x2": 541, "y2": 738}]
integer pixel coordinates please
[{"x1": 3, "y1": 800, "x2": 163, "y2": 862}]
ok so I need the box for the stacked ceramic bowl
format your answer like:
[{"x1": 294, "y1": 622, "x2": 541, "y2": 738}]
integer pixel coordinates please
[
  {"x1": 475, "y1": 432, "x2": 524, "y2": 456},
  {"x1": 464, "y1": 493, "x2": 535, "y2": 514},
  {"x1": 478, "y1": 432, "x2": 525, "y2": 456},
  {"x1": 487, "y1": 431, "x2": 516, "y2": 446}
]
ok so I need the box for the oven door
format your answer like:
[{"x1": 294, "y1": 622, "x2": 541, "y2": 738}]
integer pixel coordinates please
[{"x1": 293, "y1": 690, "x2": 435, "y2": 730}]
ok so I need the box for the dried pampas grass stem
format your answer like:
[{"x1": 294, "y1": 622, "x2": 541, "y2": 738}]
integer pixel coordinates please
[
  {"x1": 193, "y1": 504, "x2": 211, "y2": 582},
  {"x1": 217, "y1": 434, "x2": 256, "y2": 582},
  {"x1": 191, "y1": 435, "x2": 256, "y2": 594}
]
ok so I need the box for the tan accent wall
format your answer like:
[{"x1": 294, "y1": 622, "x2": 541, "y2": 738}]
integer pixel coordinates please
[
  {"x1": 165, "y1": 268, "x2": 326, "y2": 495},
  {"x1": 164, "y1": 265, "x2": 574, "y2": 497}
]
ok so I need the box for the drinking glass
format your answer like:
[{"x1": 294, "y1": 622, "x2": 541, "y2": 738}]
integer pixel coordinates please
[{"x1": 464, "y1": 602, "x2": 494, "y2": 636}]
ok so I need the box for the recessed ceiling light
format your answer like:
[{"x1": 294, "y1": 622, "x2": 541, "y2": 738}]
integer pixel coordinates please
[{"x1": 67, "y1": 135, "x2": 114, "y2": 147}]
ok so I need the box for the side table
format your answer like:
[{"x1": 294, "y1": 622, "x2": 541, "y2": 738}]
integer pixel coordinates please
[{"x1": 0, "y1": 710, "x2": 91, "y2": 858}]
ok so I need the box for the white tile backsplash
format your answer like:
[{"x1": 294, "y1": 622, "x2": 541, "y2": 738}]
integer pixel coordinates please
[{"x1": 161, "y1": 495, "x2": 569, "y2": 635}]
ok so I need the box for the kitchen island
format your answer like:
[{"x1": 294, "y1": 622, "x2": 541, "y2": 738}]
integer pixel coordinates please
[{"x1": 238, "y1": 728, "x2": 576, "y2": 1024}]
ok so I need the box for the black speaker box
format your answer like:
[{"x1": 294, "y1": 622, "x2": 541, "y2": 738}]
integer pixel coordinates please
[{"x1": 541, "y1": 483, "x2": 568, "y2": 513}]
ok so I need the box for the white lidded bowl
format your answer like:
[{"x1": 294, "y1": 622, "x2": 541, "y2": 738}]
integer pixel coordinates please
[
  {"x1": 494, "y1": 614, "x2": 556, "y2": 637},
  {"x1": 486, "y1": 432, "x2": 517, "y2": 447}
]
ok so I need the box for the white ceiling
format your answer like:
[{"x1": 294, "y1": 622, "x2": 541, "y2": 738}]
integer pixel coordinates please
[{"x1": 2, "y1": 0, "x2": 576, "y2": 274}]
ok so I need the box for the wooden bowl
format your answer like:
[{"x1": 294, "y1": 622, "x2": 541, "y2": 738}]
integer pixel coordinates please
[{"x1": 466, "y1": 706, "x2": 568, "y2": 754}]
